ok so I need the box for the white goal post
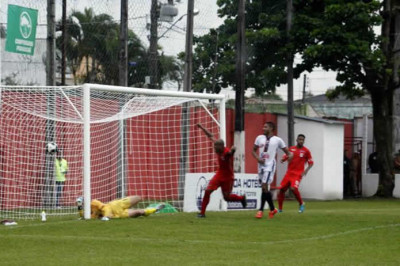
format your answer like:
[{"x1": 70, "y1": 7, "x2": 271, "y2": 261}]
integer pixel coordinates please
[{"x1": 0, "y1": 83, "x2": 225, "y2": 220}]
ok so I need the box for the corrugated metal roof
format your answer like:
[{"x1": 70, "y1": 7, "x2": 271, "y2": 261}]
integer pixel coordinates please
[{"x1": 298, "y1": 94, "x2": 372, "y2": 119}]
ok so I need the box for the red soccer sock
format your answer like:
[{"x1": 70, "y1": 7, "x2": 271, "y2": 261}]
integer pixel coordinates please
[
  {"x1": 200, "y1": 190, "x2": 212, "y2": 215},
  {"x1": 292, "y1": 188, "x2": 303, "y2": 205},
  {"x1": 224, "y1": 194, "x2": 243, "y2": 202},
  {"x1": 277, "y1": 190, "x2": 285, "y2": 210}
]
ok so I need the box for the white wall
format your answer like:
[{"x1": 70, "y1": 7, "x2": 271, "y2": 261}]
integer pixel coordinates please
[
  {"x1": 322, "y1": 124, "x2": 344, "y2": 199},
  {"x1": 277, "y1": 116, "x2": 344, "y2": 200},
  {"x1": 394, "y1": 174, "x2": 400, "y2": 198}
]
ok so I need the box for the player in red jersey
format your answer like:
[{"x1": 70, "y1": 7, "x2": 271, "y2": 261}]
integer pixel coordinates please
[
  {"x1": 196, "y1": 124, "x2": 247, "y2": 218},
  {"x1": 278, "y1": 134, "x2": 313, "y2": 213}
]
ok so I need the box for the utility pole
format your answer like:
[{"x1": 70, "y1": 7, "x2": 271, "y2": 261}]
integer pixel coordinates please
[
  {"x1": 287, "y1": 0, "x2": 294, "y2": 146},
  {"x1": 45, "y1": 0, "x2": 56, "y2": 207},
  {"x1": 183, "y1": 0, "x2": 195, "y2": 92},
  {"x1": 61, "y1": 0, "x2": 66, "y2": 85},
  {"x1": 119, "y1": 0, "x2": 128, "y2": 86},
  {"x1": 302, "y1": 74, "x2": 306, "y2": 104},
  {"x1": 234, "y1": 0, "x2": 246, "y2": 173},
  {"x1": 47, "y1": 0, "x2": 55, "y2": 86},
  {"x1": 179, "y1": 0, "x2": 195, "y2": 208},
  {"x1": 149, "y1": 0, "x2": 159, "y2": 89},
  {"x1": 392, "y1": 1, "x2": 400, "y2": 153}
]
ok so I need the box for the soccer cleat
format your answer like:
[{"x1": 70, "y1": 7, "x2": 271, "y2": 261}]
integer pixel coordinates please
[
  {"x1": 278, "y1": 209, "x2": 283, "y2": 213},
  {"x1": 197, "y1": 213, "x2": 206, "y2": 218},
  {"x1": 241, "y1": 195, "x2": 247, "y2": 209},
  {"x1": 255, "y1": 211, "x2": 263, "y2": 219},
  {"x1": 144, "y1": 208, "x2": 157, "y2": 216},
  {"x1": 268, "y1": 208, "x2": 278, "y2": 219},
  {"x1": 156, "y1": 203, "x2": 165, "y2": 213},
  {"x1": 299, "y1": 203, "x2": 305, "y2": 213}
]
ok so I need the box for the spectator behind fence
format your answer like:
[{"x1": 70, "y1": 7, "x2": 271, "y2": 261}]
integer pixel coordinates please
[
  {"x1": 349, "y1": 152, "x2": 361, "y2": 197},
  {"x1": 393, "y1": 150, "x2": 400, "y2": 174},
  {"x1": 368, "y1": 151, "x2": 379, "y2": 173},
  {"x1": 343, "y1": 150, "x2": 351, "y2": 197}
]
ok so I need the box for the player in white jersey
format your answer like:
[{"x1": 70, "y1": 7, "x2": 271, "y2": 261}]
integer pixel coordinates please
[{"x1": 252, "y1": 121, "x2": 292, "y2": 219}]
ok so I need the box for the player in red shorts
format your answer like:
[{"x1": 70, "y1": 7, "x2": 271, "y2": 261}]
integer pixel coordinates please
[
  {"x1": 278, "y1": 134, "x2": 313, "y2": 213},
  {"x1": 197, "y1": 124, "x2": 247, "y2": 218}
]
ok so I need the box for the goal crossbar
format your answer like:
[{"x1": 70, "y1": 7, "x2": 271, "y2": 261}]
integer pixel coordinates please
[{"x1": 83, "y1": 83, "x2": 225, "y2": 100}]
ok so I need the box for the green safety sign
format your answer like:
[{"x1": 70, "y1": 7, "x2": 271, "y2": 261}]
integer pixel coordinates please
[{"x1": 5, "y1": 5, "x2": 38, "y2": 55}]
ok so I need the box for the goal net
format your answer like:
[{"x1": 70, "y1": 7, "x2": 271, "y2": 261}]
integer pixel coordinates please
[{"x1": 0, "y1": 84, "x2": 225, "y2": 220}]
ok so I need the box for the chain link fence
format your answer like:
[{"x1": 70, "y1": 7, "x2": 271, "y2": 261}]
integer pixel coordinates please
[{"x1": 0, "y1": 0, "x2": 221, "y2": 89}]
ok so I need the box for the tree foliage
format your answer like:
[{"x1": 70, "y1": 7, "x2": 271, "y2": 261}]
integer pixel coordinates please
[
  {"x1": 193, "y1": 0, "x2": 292, "y2": 95},
  {"x1": 193, "y1": 0, "x2": 382, "y2": 95},
  {"x1": 56, "y1": 8, "x2": 181, "y2": 87},
  {"x1": 193, "y1": 0, "x2": 396, "y2": 196}
]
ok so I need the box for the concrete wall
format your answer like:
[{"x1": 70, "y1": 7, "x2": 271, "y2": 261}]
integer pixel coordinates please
[
  {"x1": 322, "y1": 124, "x2": 344, "y2": 199},
  {"x1": 394, "y1": 174, "x2": 400, "y2": 198}
]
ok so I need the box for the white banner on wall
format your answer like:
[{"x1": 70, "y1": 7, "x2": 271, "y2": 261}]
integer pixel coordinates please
[{"x1": 183, "y1": 173, "x2": 262, "y2": 212}]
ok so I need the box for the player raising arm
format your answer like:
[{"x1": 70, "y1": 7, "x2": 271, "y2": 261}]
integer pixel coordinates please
[
  {"x1": 252, "y1": 121, "x2": 292, "y2": 219},
  {"x1": 196, "y1": 124, "x2": 247, "y2": 218},
  {"x1": 278, "y1": 134, "x2": 313, "y2": 213}
]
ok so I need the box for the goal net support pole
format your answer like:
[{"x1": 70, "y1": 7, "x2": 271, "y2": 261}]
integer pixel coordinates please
[{"x1": 83, "y1": 85, "x2": 91, "y2": 220}]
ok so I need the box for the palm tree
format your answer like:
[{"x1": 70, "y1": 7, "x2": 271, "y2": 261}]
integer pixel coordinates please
[
  {"x1": 56, "y1": 15, "x2": 83, "y2": 84},
  {"x1": 56, "y1": 8, "x2": 184, "y2": 87},
  {"x1": 71, "y1": 8, "x2": 116, "y2": 83}
]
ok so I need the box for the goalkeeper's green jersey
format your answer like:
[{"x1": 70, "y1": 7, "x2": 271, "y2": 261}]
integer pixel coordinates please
[{"x1": 55, "y1": 158, "x2": 68, "y2": 182}]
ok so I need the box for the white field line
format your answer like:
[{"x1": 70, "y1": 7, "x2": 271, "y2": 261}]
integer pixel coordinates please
[
  {"x1": 0, "y1": 219, "x2": 80, "y2": 230},
  {"x1": 1, "y1": 222, "x2": 399, "y2": 245}
]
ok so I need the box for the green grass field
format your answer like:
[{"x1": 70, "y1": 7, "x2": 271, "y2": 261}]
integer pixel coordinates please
[{"x1": 1, "y1": 199, "x2": 399, "y2": 266}]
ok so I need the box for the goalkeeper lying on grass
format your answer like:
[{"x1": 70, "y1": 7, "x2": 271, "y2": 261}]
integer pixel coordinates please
[{"x1": 89, "y1": 196, "x2": 164, "y2": 220}]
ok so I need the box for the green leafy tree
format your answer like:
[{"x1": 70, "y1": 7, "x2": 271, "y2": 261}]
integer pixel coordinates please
[
  {"x1": 56, "y1": 8, "x2": 118, "y2": 83},
  {"x1": 69, "y1": 9, "x2": 114, "y2": 82},
  {"x1": 194, "y1": 0, "x2": 396, "y2": 196},
  {"x1": 56, "y1": 16, "x2": 83, "y2": 84},
  {"x1": 159, "y1": 54, "x2": 184, "y2": 90},
  {"x1": 127, "y1": 33, "x2": 149, "y2": 87},
  {"x1": 295, "y1": 0, "x2": 395, "y2": 197},
  {"x1": 192, "y1": 0, "x2": 290, "y2": 95},
  {"x1": 56, "y1": 8, "x2": 181, "y2": 88}
]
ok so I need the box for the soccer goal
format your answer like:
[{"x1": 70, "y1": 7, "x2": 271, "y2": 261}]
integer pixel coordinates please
[{"x1": 0, "y1": 84, "x2": 225, "y2": 220}]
